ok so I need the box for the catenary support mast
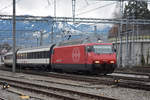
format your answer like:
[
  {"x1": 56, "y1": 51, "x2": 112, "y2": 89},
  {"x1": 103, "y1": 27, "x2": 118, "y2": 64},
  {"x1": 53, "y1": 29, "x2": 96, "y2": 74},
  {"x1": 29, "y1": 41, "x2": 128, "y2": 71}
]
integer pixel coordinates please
[{"x1": 12, "y1": 0, "x2": 16, "y2": 72}]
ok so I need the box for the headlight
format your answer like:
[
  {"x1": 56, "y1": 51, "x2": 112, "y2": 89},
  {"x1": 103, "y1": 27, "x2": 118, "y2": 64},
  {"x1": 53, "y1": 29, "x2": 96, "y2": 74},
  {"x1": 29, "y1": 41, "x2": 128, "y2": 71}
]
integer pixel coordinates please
[
  {"x1": 94, "y1": 61, "x2": 100, "y2": 64},
  {"x1": 110, "y1": 61, "x2": 115, "y2": 64}
]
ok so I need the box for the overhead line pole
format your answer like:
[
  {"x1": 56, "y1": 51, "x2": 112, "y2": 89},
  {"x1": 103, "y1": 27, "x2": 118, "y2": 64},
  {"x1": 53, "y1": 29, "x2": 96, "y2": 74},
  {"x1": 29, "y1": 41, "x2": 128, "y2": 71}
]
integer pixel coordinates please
[
  {"x1": 51, "y1": 0, "x2": 56, "y2": 43},
  {"x1": 12, "y1": 0, "x2": 16, "y2": 73},
  {"x1": 119, "y1": 0, "x2": 123, "y2": 67},
  {"x1": 72, "y1": 0, "x2": 76, "y2": 23},
  {"x1": 54, "y1": 0, "x2": 56, "y2": 17}
]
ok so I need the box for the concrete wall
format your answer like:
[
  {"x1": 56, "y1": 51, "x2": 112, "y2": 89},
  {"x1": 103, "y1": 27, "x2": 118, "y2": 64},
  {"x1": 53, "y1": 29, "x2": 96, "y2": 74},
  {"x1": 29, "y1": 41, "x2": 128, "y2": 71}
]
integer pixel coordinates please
[{"x1": 114, "y1": 40, "x2": 150, "y2": 67}]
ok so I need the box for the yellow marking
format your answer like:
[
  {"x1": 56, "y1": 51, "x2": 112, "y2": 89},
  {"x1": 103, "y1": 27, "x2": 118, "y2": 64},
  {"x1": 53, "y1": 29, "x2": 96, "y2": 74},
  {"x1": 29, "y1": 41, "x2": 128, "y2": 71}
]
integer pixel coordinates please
[
  {"x1": 20, "y1": 95, "x2": 30, "y2": 99},
  {"x1": 99, "y1": 94, "x2": 104, "y2": 96}
]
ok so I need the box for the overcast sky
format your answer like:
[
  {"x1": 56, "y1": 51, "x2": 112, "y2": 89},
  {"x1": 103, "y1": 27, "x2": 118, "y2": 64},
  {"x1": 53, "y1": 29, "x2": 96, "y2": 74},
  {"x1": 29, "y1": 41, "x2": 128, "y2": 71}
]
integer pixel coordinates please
[{"x1": 0, "y1": 0, "x2": 118, "y2": 18}]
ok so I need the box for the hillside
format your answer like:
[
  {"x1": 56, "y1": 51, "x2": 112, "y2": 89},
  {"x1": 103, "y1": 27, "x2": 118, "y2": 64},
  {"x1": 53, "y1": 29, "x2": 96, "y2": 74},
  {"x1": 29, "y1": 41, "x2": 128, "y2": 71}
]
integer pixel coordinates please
[{"x1": 0, "y1": 16, "x2": 111, "y2": 48}]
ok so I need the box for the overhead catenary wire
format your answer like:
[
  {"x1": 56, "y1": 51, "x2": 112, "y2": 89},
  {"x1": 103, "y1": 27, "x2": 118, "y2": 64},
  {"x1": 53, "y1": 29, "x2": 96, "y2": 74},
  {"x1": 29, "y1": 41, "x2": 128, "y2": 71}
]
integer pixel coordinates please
[
  {"x1": 84, "y1": 0, "x2": 89, "y2": 5},
  {"x1": 46, "y1": 0, "x2": 53, "y2": 16},
  {"x1": 0, "y1": 0, "x2": 22, "y2": 12},
  {"x1": 76, "y1": 1, "x2": 102, "y2": 13},
  {"x1": 76, "y1": 2, "x2": 117, "y2": 16},
  {"x1": 88, "y1": 0, "x2": 150, "y2": 1}
]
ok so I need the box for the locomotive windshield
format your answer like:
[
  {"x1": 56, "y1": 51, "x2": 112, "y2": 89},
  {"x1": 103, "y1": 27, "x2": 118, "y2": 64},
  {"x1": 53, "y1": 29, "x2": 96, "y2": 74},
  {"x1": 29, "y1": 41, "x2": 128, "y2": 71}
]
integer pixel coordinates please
[{"x1": 93, "y1": 45, "x2": 113, "y2": 54}]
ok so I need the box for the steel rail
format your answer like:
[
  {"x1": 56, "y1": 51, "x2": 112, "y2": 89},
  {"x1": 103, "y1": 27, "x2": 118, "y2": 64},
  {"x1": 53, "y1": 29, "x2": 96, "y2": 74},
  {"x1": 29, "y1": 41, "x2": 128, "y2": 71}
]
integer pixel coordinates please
[
  {"x1": 0, "y1": 77, "x2": 116, "y2": 100},
  {"x1": 0, "y1": 98, "x2": 5, "y2": 100},
  {"x1": 0, "y1": 66, "x2": 150, "y2": 91}
]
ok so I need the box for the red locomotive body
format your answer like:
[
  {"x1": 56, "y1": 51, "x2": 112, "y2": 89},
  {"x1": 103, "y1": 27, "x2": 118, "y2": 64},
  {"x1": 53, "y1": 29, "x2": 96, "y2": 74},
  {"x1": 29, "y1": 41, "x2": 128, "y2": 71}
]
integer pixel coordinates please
[{"x1": 51, "y1": 43, "x2": 116, "y2": 74}]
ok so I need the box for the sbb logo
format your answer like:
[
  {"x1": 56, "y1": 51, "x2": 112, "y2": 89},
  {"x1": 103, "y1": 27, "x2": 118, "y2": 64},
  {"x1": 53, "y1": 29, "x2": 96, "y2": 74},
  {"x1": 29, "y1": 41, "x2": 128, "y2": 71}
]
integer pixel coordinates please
[{"x1": 72, "y1": 48, "x2": 80, "y2": 63}]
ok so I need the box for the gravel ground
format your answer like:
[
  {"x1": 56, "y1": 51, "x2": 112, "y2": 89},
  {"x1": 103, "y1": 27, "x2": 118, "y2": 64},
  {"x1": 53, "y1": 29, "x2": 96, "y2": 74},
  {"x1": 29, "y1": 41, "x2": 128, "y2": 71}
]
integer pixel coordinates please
[
  {"x1": 0, "y1": 89, "x2": 19, "y2": 100},
  {"x1": 0, "y1": 88, "x2": 41, "y2": 100},
  {"x1": 0, "y1": 70, "x2": 150, "y2": 100}
]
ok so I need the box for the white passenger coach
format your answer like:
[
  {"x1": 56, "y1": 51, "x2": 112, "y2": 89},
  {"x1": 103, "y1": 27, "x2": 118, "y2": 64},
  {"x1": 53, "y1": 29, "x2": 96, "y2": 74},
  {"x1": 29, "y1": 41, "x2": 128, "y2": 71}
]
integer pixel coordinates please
[{"x1": 3, "y1": 44, "x2": 55, "y2": 70}]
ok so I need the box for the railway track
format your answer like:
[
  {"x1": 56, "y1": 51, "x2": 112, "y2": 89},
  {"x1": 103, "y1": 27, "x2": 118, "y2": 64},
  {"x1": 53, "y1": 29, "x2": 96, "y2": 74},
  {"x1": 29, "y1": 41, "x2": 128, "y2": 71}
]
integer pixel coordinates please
[
  {"x1": 0, "y1": 98, "x2": 5, "y2": 100},
  {"x1": 20, "y1": 70, "x2": 150, "y2": 91},
  {"x1": 0, "y1": 77, "x2": 116, "y2": 100},
  {"x1": 116, "y1": 66, "x2": 150, "y2": 74},
  {"x1": 0, "y1": 65, "x2": 150, "y2": 91}
]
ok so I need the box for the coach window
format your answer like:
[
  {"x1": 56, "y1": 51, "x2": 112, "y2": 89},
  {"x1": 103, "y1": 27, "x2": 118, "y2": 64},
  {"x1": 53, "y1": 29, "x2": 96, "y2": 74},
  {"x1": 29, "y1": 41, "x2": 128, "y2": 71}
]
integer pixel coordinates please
[
  {"x1": 29, "y1": 53, "x2": 31, "y2": 59},
  {"x1": 41, "y1": 51, "x2": 44, "y2": 58},
  {"x1": 39, "y1": 52, "x2": 41, "y2": 58},
  {"x1": 22, "y1": 54, "x2": 24, "y2": 59},
  {"x1": 36, "y1": 52, "x2": 39, "y2": 59},
  {"x1": 22, "y1": 53, "x2": 24, "y2": 59},
  {"x1": 38, "y1": 52, "x2": 40, "y2": 58},
  {"x1": 31, "y1": 53, "x2": 33, "y2": 59},
  {"x1": 44, "y1": 51, "x2": 46, "y2": 58},
  {"x1": 38, "y1": 52, "x2": 41, "y2": 59},
  {"x1": 45, "y1": 51, "x2": 47, "y2": 58},
  {"x1": 28, "y1": 53, "x2": 30, "y2": 59},
  {"x1": 37, "y1": 52, "x2": 39, "y2": 58},
  {"x1": 34, "y1": 52, "x2": 36, "y2": 59},
  {"x1": 32, "y1": 52, "x2": 34, "y2": 59},
  {"x1": 23, "y1": 53, "x2": 25, "y2": 59},
  {"x1": 39, "y1": 51, "x2": 42, "y2": 58},
  {"x1": 34, "y1": 52, "x2": 37, "y2": 59},
  {"x1": 24, "y1": 53, "x2": 25, "y2": 59},
  {"x1": 30, "y1": 53, "x2": 32, "y2": 59},
  {"x1": 29, "y1": 52, "x2": 32, "y2": 59},
  {"x1": 24, "y1": 53, "x2": 26, "y2": 59},
  {"x1": 21, "y1": 54, "x2": 23, "y2": 59},
  {"x1": 18, "y1": 54, "x2": 19, "y2": 59},
  {"x1": 37, "y1": 52, "x2": 40, "y2": 59},
  {"x1": 17, "y1": 54, "x2": 19, "y2": 59},
  {"x1": 31, "y1": 53, "x2": 32, "y2": 59},
  {"x1": 17, "y1": 54, "x2": 18, "y2": 59},
  {"x1": 26, "y1": 53, "x2": 27, "y2": 59},
  {"x1": 47, "y1": 51, "x2": 49, "y2": 58},
  {"x1": 27, "y1": 53, "x2": 28, "y2": 59},
  {"x1": 36, "y1": 52, "x2": 38, "y2": 58},
  {"x1": 41, "y1": 52, "x2": 43, "y2": 58},
  {"x1": 43, "y1": 51, "x2": 45, "y2": 58},
  {"x1": 24, "y1": 53, "x2": 27, "y2": 59}
]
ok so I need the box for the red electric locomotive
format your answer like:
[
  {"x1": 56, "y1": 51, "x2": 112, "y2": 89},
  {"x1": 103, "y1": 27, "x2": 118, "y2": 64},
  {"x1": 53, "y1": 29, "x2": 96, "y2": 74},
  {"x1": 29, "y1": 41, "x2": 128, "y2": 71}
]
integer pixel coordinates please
[{"x1": 51, "y1": 41, "x2": 116, "y2": 74}]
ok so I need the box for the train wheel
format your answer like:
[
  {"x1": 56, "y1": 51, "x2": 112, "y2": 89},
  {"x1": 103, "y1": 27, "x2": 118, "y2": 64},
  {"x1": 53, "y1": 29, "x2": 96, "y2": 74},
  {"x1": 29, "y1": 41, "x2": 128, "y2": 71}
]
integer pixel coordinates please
[
  {"x1": 104, "y1": 73, "x2": 107, "y2": 75},
  {"x1": 46, "y1": 66, "x2": 51, "y2": 72}
]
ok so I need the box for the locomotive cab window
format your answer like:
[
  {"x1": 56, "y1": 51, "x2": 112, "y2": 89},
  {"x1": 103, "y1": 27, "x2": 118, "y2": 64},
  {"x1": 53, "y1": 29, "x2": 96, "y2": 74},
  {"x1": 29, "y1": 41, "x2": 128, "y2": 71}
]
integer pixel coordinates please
[
  {"x1": 86, "y1": 46, "x2": 93, "y2": 52},
  {"x1": 93, "y1": 45, "x2": 113, "y2": 54}
]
